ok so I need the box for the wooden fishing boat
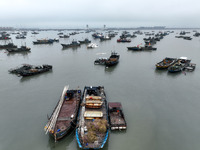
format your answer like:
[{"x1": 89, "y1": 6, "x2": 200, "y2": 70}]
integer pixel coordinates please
[
  {"x1": 117, "y1": 38, "x2": 131, "y2": 42},
  {"x1": 61, "y1": 40, "x2": 80, "y2": 48},
  {"x1": 105, "y1": 52, "x2": 120, "y2": 66},
  {"x1": 0, "y1": 43, "x2": 17, "y2": 49},
  {"x1": 127, "y1": 46, "x2": 142, "y2": 51},
  {"x1": 156, "y1": 57, "x2": 177, "y2": 69},
  {"x1": 79, "y1": 38, "x2": 91, "y2": 44},
  {"x1": 44, "y1": 86, "x2": 81, "y2": 141},
  {"x1": 33, "y1": 39, "x2": 53, "y2": 44},
  {"x1": 76, "y1": 86, "x2": 109, "y2": 149},
  {"x1": 168, "y1": 57, "x2": 191, "y2": 73},
  {"x1": 108, "y1": 102, "x2": 127, "y2": 130},
  {"x1": 7, "y1": 46, "x2": 31, "y2": 53},
  {"x1": 59, "y1": 35, "x2": 70, "y2": 38}
]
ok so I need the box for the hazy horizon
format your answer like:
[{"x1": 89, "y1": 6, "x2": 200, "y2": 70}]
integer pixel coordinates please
[{"x1": 1, "y1": 0, "x2": 200, "y2": 29}]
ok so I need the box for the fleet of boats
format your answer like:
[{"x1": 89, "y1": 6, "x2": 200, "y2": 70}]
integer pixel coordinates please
[{"x1": 1, "y1": 29, "x2": 197, "y2": 149}]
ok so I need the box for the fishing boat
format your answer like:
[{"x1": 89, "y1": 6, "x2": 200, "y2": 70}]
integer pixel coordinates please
[
  {"x1": 31, "y1": 31, "x2": 39, "y2": 34},
  {"x1": 100, "y1": 36, "x2": 111, "y2": 41},
  {"x1": 0, "y1": 43, "x2": 17, "y2": 49},
  {"x1": 108, "y1": 102, "x2": 127, "y2": 130},
  {"x1": 79, "y1": 38, "x2": 91, "y2": 44},
  {"x1": 44, "y1": 85, "x2": 81, "y2": 141},
  {"x1": 156, "y1": 57, "x2": 177, "y2": 69},
  {"x1": 57, "y1": 32, "x2": 63, "y2": 35},
  {"x1": 0, "y1": 34, "x2": 11, "y2": 40},
  {"x1": 105, "y1": 52, "x2": 120, "y2": 66},
  {"x1": 87, "y1": 43, "x2": 98, "y2": 48},
  {"x1": 33, "y1": 39, "x2": 53, "y2": 44},
  {"x1": 9, "y1": 64, "x2": 52, "y2": 77},
  {"x1": 94, "y1": 57, "x2": 108, "y2": 65},
  {"x1": 141, "y1": 45, "x2": 157, "y2": 51},
  {"x1": 117, "y1": 38, "x2": 131, "y2": 43},
  {"x1": 61, "y1": 40, "x2": 80, "y2": 48},
  {"x1": 127, "y1": 46, "x2": 142, "y2": 51},
  {"x1": 7, "y1": 46, "x2": 31, "y2": 53},
  {"x1": 76, "y1": 86, "x2": 109, "y2": 149},
  {"x1": 16, "y1": 34, "x2": 26, "y2": 39},
  {"x1": 168, "y1": 57, "x2": 191, "y2": 73},
  {"x1": 59, "y1": 35, "x2": 70, "y2": 38}
]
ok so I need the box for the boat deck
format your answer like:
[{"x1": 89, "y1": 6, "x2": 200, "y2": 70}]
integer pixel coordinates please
[
  {"x1": 108, "y1": 102, "x2": 127, "y2": 130},
  {"x1": 110, "y1": 112, "x2": 126, "y2": 125},
  {"x1": 55, "y1": 91, "x2": 81, "y2": 132}
]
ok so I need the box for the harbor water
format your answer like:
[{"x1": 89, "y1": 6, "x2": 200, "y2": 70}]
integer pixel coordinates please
[{"x1": 1, "y1": 30, "x2": 200, "y2": 150}]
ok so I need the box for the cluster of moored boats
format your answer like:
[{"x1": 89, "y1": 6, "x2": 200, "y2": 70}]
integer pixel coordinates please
[
  {"x1": 9, "y1": 64, "x2": 52, "y2": 77},
  {"x1": 61, "y1": 38, "x2": 99, "y2": 49},
  {"x1": 127, "y1": 31, "x2": 169, "y2": 51},
  {"x1": 156, "y1": 57, "x2": 196, "y2": 73},
  {"x1": 44, "y1": 85, "x2": 127, "y2": 149}
]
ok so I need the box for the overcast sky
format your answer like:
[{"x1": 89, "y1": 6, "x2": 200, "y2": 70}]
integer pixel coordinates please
[{"x1": 0, "y1": 0, "x2": 200, "y2": 28}]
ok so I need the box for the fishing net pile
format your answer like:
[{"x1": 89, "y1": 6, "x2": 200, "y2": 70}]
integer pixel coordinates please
[{"x1": 83, "y1": 119, "x2": 108, "y2": 143}]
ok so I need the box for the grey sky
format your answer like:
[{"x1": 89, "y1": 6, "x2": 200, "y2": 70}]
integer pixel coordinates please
[{"x1": 0, "y1": 0, "x2": 200, "y2": 28}]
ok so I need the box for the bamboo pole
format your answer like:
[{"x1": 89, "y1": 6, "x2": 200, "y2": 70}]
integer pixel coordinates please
[{"x1": 44, "y1": 85, "x2": 69, "y2": 134}]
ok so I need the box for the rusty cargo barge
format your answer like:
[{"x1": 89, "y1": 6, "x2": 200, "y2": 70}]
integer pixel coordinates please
[
  {"x1": 44, "y1": 85, "x2": 81, "y2": 141},
  {"x1": 108, "y1": 102, "x2": 127, "y2": 130}
]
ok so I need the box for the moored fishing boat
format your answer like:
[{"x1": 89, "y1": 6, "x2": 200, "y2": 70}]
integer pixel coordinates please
[
  {"x1": 105, "y1": 52, "x2": 120, "y2": 66},
  {"x1": 127, "y1": 46, "x2": 142, "y2": 51},
  {"x1": 117, "y1": 38, "x2": 131, "y2": 43},
  {"x1": 76, "y1": 86, "x2": 109, "y2": 149},
  {"x1": 156, "y1": 57, "x2": 177, "y2": 69},
  {"x1": 59, "y1": 35, "x2": 70, "y2": 38},
  {"x1": 0, "y1": 43, "x2": 17, "y2": 49},
  {"x1": 33, "y1": 39, "x2": 53, "y2": 44},
  {"x1": 61, "y1": 40, "x2": 80, "y2": 48},
  {"x1": 168, "y1": 57, "x2": 191, "y2": 73},
  {"x1": 108, "y1": 102, "x2": 127, "y2": 130},
  {"x1": 79, "y1": 38, "x2": 91, "y2": 44},
  {"x1": 44, "y1": 86, "x2": 81, "y2": 141},
  {"x1": 7, "y1": 46, "x2": 31, "y2": 53}
]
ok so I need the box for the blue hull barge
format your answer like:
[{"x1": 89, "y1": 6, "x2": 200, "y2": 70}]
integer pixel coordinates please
[{"x1": 76, "y1": 86, "x2": 109, "y2": 149}]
